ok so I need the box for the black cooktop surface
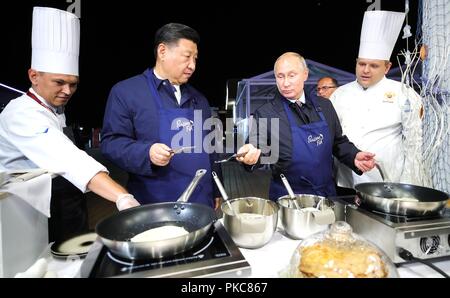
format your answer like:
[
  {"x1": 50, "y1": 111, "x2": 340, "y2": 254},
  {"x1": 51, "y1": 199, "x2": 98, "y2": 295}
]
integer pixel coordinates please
[{"x1": 80, "y1": 221, "x2": 250, "y2": 278}]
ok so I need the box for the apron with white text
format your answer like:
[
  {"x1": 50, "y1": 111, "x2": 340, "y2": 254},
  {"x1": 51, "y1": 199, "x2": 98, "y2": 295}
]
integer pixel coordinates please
[
  {"x1": 128, "y1": 72, "x2": 213, "y2": 207},
  {"x1": 269, "y1": 98, "x2": 336, "y2": 200}
]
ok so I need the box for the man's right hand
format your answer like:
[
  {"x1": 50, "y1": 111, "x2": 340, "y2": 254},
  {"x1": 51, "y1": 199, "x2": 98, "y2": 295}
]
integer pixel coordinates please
[
  {"x1": 150, "y1": 143, "x2": 173, "y2": 166},
  {"x1": 354, "y1": 151, "x2": 376, "y2": 172},
  {"x1": 236, "y1": 144, "x2": 261, "y2": 165}
]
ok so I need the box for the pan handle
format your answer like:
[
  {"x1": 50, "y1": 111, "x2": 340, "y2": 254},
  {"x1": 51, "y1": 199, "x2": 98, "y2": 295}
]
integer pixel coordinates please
[
  {"x1": 280, "y1": 174, "x2": 301, "y2": 210},
  {"x1": 212, "y1": 171, "x2": 229, "y2": 202},
  {"x1": 375, "y1": 162, "x2": 391, "y2": 182},
  {"x1": 212, "y1": 171, "x2": 239, "y2": 217},
  {"x1": 177, "y1": 169, "x2": 207, "y2": 203}
]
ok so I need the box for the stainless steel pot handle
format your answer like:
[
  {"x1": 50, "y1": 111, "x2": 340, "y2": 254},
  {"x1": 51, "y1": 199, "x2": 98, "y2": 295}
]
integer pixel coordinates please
[
  {"x1": 212, "y1": 171, "x2": 239, "y2": 217},
  {"x1": 280, "y1": 174, "x2": 301, "y2": 210},
  {"x1": 177, "y1": 169, "x2": 207, "y2": 203},
  {"x1": 212, "y1": 171, "x2": 229, "y2": 202}
]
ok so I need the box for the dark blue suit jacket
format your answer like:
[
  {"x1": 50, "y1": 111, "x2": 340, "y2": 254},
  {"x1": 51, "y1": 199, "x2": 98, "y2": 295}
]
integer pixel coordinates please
[{"x1": 250, "y1": 93, "x2": 362, "y2": 179}]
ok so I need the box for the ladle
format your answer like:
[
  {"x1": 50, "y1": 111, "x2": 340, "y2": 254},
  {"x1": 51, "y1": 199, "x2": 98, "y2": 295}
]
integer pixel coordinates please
[
  {"x1": 280, "y1": 174, "x2": 301, "y2": 210},
  {"x1": 212, "y1": 171, "x2": 240, "y2": 218}
]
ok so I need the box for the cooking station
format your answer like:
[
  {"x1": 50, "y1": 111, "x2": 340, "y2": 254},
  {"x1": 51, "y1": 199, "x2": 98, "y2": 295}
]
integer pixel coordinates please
[
  {"x1": 46, "y1": 218, "x2": 450, "y2": 278},
  {"x1": 80, "y1": 221, "x2": 251, "y2": 278},
  {"x1": 333, "y1": 196, "x2": 450, "y2": 264},
  {"x1": 45, "y1": 195, "x2": 450, "y2": 278}
]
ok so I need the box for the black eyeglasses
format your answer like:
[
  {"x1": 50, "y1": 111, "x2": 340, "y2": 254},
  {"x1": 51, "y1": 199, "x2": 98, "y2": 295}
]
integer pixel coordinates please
[{"x1": 316, "y1": 86, "x2": 337, "y2": 92}]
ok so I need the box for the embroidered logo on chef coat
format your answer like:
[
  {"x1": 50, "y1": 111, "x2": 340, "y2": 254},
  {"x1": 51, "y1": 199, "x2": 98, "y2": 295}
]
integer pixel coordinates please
[
  {"x1": 307, "y1": 134, "x2": 324, "y2": 146},
  {"x1": 383, "y1": 91, "x2": 396, "y2": 103},
  {"x1": 176, "y1": 119, "x2": 194, "y2": 132}
]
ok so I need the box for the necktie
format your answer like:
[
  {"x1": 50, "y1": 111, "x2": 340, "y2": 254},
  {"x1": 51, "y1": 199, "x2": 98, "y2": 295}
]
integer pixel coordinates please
[{"x1": 289, "y1": 102, "x2": 309, "y2": 124}]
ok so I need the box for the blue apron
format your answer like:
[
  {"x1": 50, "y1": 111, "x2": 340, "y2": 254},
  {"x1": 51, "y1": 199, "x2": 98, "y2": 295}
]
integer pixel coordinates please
[
  {"x1": 128, "y1": 71, "x2": 214, "y2": 207},
  {"x1": 269, "y1": 97, "x2": 336, "y2": 200}
]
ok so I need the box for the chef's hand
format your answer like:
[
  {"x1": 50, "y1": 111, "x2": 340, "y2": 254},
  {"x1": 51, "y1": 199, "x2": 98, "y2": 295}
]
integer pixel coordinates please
[
  {"x1": 236, "y1": 144, "x2": 261, "y2": 165},
  {"x1": 116, "y1": 194, "x2": 141, "y2": 211},
  {"x1": 354, "y1": 151, "x2": 376, "y2": 172},
  {"x1": 150, "y1": 143, "x2": 173, "y2": 166}
]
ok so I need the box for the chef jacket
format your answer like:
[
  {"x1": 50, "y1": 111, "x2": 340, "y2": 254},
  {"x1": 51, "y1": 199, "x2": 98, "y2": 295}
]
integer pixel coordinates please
[
  {"x1": 0, "y1": 88, "x2": 107, "y2": 192},
  {"x1": 330, "y1": 77, "x2": 423, "y2": 187}
]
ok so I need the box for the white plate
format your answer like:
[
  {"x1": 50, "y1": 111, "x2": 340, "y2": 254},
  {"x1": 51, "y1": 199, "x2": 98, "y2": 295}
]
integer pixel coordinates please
[{"x1": 51, "y1": 232, "x2": 97, "y2": 259}]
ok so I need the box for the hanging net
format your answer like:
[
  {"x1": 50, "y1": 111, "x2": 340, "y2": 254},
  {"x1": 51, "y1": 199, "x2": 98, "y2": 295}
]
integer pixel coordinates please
[{"x1": 419, "y1": 0, "x2": 450, "y2": 193}]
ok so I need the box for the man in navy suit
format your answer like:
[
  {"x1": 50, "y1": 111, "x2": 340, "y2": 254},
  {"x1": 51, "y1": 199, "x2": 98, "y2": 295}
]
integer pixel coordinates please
[
  {"x1": 101, "y1": 23, "x2": 222, "y2": 208},
  {"x1": 238, "y1": 52, "x2": 376, "y2": 200}
]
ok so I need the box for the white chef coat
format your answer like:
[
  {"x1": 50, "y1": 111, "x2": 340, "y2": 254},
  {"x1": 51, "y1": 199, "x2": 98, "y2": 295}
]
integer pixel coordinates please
[
  {"x1": 0, "y1": 88, "x2": 107, "y2": 192},
  {"x1": 330, "y1": 77, "x2": 423, "y2": 187}
]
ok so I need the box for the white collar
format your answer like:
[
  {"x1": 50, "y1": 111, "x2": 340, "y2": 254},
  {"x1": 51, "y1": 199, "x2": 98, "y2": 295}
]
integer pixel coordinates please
[
  {"x1": 287, "y1": 92, "x2": 306, "y2": 104},
  {"x1": 153, "y1": 69, "x2": 165, "y2": 80},
  {"x1": 153, "y1": 70, "x2": 181, "y2": 103},
  {"x1": 173, "y1": 84, "x2": 181, "y2": 103}
]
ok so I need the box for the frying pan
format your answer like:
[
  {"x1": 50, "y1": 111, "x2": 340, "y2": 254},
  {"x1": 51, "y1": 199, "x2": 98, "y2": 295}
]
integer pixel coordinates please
[
  {"x1": 96, "y1": 169, "x2": 217, "y2": 259},
  {"x1": 355, "y1": 182, "x2": 449, "y2": 217}
]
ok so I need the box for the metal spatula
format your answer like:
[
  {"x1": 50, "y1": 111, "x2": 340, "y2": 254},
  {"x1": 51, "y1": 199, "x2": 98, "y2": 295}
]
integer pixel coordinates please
[
  {"x1": 214, "y1": 152, "x2": 247, "y2": 163},
  {"x1": 169, "y1": 146, "x2": 196, "y2": 154}
]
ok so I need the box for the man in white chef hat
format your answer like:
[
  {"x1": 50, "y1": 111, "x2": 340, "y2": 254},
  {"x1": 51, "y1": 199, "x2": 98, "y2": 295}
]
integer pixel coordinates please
[
  {"x1": 0, "y1": 7, "x2": 140, "y2": 242},
  {"x1": 330, "y1": 10, "x2": 423, "y2": 191}
]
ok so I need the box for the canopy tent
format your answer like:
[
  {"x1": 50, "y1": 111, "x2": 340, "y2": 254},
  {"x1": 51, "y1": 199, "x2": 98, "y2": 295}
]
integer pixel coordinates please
[
  {"x1": 234, "y1": 59, "x2": 355, "y2": 141},
  {"x1": 233, "y1": 59, "x2": 423, "y2": 141}
]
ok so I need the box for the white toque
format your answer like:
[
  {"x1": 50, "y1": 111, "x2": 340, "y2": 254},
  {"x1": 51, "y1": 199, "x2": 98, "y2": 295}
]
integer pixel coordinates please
[
  {"x1": 358, "y1": 10, "x2": 405, "y2": 61},
  {"x1": 31, "y1": 7, "x2": 80, "y2": 76}
]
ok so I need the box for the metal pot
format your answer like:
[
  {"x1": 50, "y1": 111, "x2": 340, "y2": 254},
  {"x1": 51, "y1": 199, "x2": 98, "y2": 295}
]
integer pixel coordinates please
[
  {"x1": 355, "y1": 182, "x2": 449, "y2": 217},
  {"x1": 212, "y1": 172, "x2": 278, "y2": 249},
  {"x1": 96, "y1": 169, "x2": 216, "y2": 259},
  {"x1": 221, "y1": 197, "x2": 278, "y2": 249},
  {"x1": 277, "y1": 194, "x2": 335, "y2": 239}
]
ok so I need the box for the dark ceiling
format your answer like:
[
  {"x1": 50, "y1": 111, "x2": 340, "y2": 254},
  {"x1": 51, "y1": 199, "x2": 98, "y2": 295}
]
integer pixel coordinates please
[{"x1": 0, "y1": 0, "x2": 418, "y2": 128}]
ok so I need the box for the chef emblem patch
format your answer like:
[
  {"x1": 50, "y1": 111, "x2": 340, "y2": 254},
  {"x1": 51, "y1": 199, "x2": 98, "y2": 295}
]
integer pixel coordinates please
[
  {"x1": 176, "y1": 119, "x2": 194, "y2": 132},
  {"x1": 307, "y1": 134, "x2": 324, "y2": 146},
  {"x1": 383, "y1": 91, "x2": 396, "y2": 103}
]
